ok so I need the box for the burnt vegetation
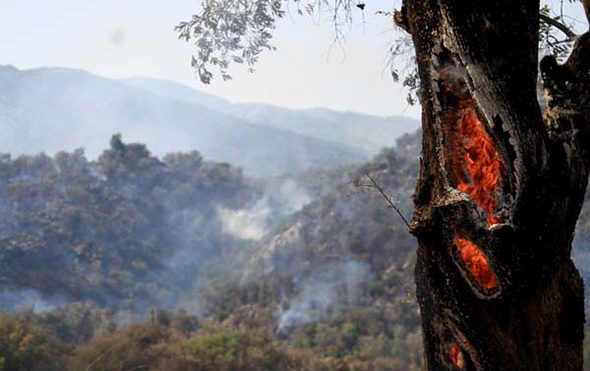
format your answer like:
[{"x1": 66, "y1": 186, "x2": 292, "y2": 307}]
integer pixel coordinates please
[
  {"x1": 0, "y1": 133, "x2": 419, "y2": 370},
  {"x1": 3, "y1": 130, "x2": 590, "y2": 369}
]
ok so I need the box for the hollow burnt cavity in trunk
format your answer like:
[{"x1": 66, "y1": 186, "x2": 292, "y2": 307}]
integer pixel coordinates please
[
  {"x1": 431, "y1": 48, "x2": 505, "y2": 300},
  {"x1": 448, "y1": 343, "x2": 464, "y2": 368},
  {"x1": 402, "y1": 0, "x2": 590, "y2": 369},
  {"x1": 454, "y1": 235, "x2": 497, "y2": 290},
  {"x1": 439, "y1": 61, "x2": 506, "y2": 226},
  {"x1": 425, "y1": 310, "x2": 482, "y2": 370},
  {"x1": 438, "y1": 54, "x2": 502, "y2": 298}
]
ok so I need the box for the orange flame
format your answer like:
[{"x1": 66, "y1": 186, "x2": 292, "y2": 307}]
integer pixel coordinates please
[
  {"x1": 454, "y1": 236, "x2": 497, "y2": 289},
  {"x1": 453, "y1": 100, "x2": 504, "y2": 225},
  {"x1": 449, "y1": 343, "x2": 464, "y2": 368}
]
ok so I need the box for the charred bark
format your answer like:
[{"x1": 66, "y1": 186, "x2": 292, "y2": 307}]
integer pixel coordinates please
[{"x1": 401, "y1": 0, "x2": 590, "y2": 369}]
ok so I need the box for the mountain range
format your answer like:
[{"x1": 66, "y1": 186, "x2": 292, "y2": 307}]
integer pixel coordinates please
[{"x1": 0, "y1": 65, "x2": 419, "y2": 177}]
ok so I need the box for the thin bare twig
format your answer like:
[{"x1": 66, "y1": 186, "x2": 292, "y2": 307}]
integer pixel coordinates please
[{"x1": 355, "y1": 173, "x2": 411, "y2": 230}]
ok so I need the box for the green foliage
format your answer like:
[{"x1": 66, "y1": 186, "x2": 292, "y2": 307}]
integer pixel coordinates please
[
  {"x1": 0, "y1": 313, "x2": 67, "y2": 371},
  {"x1": 0, "y1": 307, "x2": 424, "y2": 371},
  {"x1": 67, "y1": 323, "x2": 179, "y2": 371},
  {"x1": 98, "y1": 133, "x2": 161, "y2": 187},
  {"x1": 178, "y1": 326, "x2": 309, "y2": 371},
  {"x1": 176, "y1": 0, "x2": 285, "y2": 84},
  {"x1": 181, "y1": 328, "x2": 249, "y2": 369},
  {"x1": 33, "y1": 301, "x2": 116, "y2": 344},
  {"x1": 66, "y1": 320, "x2": 322, "y2": 371},
  {"x1": 170, "y1": 309, "x2": 200, "y2": 335}
]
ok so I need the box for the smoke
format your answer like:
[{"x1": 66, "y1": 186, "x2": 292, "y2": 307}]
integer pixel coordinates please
[
  {"x1": 217, "y1": 200, "x2": 271, "y2": 240},
  {"x1": 275, "y1": 179, "x2": 313, "y2": 214},
  {"x1": 217, "y1": 179, "x2": 312, "y2": 241},
  {"x1": 0, "y1": 289, "x2": 65, "y2": 313},
  {"x1": 116, "y1": 178, "x2": 314, "y2": 317},
  {"x1": 276, "y1": 259, "x2": 371, "y2": 331}
]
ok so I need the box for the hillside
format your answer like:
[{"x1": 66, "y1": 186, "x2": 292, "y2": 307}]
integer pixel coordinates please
[
  {"x1": 0, "y1": 135, "x2": 260, "y2": 311},
  {"x1": 0, "y1": 132, "x2": 424, "y2": 370},
  {"x1": 124, "y1": 77, "x2": 420, "y2": 154}
]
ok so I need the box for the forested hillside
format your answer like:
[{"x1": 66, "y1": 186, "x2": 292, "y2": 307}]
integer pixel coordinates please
[
  {"x1": 0, "y1": 134, "x2": 257, "y2": 312},
  {"x1": 2, "y1": 130, "x2": 590, "y2": 370}
]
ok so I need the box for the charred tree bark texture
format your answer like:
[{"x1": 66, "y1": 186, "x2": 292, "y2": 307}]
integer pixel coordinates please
[{"x1": 401, "y1": 0, "x2": 590, "y2": 369}]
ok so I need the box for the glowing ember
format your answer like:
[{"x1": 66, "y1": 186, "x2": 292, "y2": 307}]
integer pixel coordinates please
[
  {"x1": 453, "y1": 99, "x2": 504, "y2": 225},
  {"x1": 449, "y1": 343, "x2": 464, "y2": 368},
  {"x1": 455, "y1": 236, "x2": 497, "y2": 289}
]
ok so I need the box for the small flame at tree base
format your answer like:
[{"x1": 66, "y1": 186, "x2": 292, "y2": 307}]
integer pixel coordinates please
[
  {"x1": 454, "y1": 236, "x2": 497, "y2": 289},
  {"x1": 449, "y1": 343, "x2": 464, "y2": 368}
]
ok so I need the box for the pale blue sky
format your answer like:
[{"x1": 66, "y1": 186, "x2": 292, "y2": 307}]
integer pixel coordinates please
[{"x1": 0, "y1": 1, "x2": 586, "y2": 118}]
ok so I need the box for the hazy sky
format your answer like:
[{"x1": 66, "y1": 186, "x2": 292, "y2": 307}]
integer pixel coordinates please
[
  {"x1": 0, "y1": 0, "x2": 422, "y2": 117},
  {"x1": 0, "y1": 1, "x2": 586, "y2": 118}
]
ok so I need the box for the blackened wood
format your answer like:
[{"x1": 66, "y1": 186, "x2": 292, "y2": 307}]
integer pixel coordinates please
[{"x1": 402, "y1": 0, "x2": 590, "y2": 369}]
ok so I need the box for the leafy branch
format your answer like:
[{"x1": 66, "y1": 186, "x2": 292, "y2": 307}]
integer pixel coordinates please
[{"x1": 178, "y1": 0, "x2": 581, "y2": 103}]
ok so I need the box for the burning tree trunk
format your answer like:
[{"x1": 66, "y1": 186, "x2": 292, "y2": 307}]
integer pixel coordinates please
[{"x1": 396, "y1": 0, "x2": 590, "y2": 369}]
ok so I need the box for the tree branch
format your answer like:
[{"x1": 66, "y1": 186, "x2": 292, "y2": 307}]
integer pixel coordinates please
[
  {"x1": 540, "y1": 13, "x2": 577, "y2": 39},
  {"x1": 364, "y1": 173, "x2": 411, "y2": 230}
]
